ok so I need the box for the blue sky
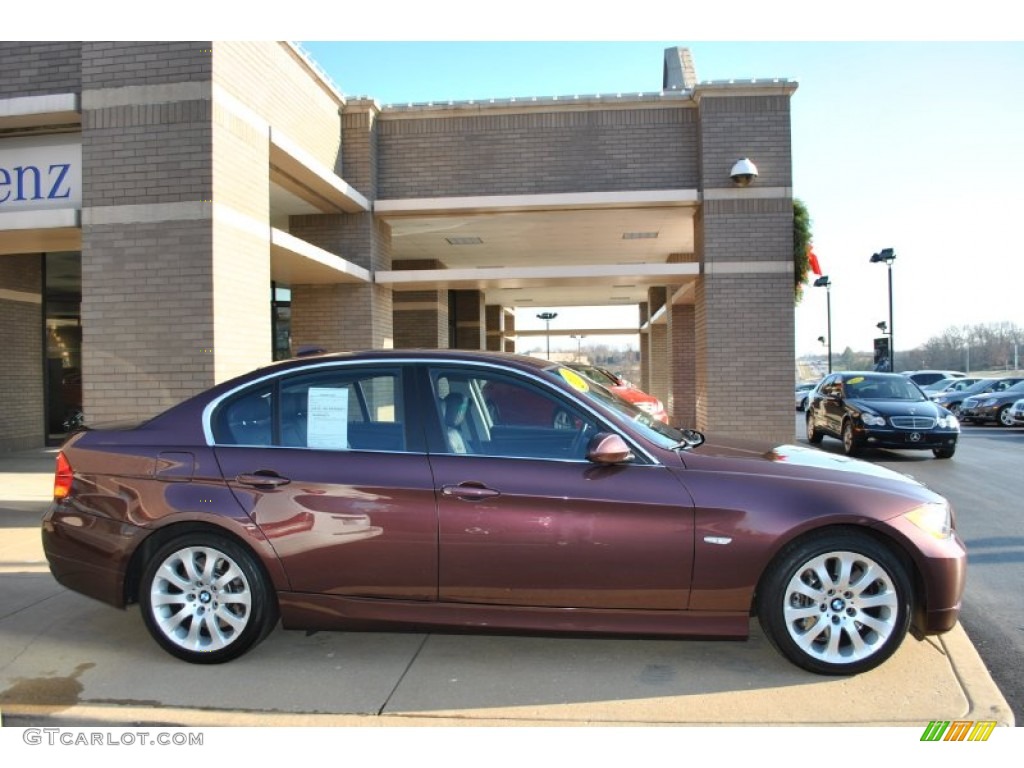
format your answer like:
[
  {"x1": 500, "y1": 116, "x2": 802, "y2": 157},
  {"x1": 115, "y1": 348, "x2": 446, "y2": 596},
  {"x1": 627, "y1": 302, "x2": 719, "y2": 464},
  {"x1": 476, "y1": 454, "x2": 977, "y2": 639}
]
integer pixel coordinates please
[{"x1": 300, "y1": 39, "x2": 1024, "y2": 359}]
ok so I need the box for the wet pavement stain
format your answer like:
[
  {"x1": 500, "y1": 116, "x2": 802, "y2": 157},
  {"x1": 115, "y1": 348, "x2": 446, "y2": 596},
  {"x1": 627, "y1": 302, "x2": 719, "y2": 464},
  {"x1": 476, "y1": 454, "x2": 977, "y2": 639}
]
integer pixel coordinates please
[{"x1": 0, "y1": 662, "x2": 95, "y2": 714}]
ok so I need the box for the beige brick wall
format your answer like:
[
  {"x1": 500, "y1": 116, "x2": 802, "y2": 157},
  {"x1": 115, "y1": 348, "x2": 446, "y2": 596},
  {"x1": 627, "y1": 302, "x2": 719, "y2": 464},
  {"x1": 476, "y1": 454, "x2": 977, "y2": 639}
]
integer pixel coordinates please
[
  {"x1": 81, "y1": 220, "x2": 216, "y2": 424},
  {"x1": 214, "y1": 42, "x2": 343, "y2": 174},
  {"x1": 0, "y1": 255, "x2": 44, "y2": 450},
  {"x1": 377, "y1": 105, "x2": 698, "y2": 198},
  {"x1": 291, "y1": 282, "x2": 393, "y2": 352},
  {"x1": 668, "y1": 303, "x2": 696, "y2": 427}
]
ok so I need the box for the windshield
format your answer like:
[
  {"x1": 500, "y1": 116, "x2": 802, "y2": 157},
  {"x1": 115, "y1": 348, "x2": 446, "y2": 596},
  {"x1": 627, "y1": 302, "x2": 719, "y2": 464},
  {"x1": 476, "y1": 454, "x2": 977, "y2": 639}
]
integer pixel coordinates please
[
  {"x1": 841, "y1": 374, "x2": 926, "y2": 401},
  {"x1": 546, "y1": 366, "x2": 686, "y2": 450}
]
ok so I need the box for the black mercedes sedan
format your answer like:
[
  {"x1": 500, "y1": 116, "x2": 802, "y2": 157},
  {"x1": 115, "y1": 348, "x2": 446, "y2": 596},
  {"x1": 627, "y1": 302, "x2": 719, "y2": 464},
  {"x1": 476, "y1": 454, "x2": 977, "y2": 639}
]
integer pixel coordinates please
[{"x1": 806, "y1": 372, "x2": 960, "y2": 458}]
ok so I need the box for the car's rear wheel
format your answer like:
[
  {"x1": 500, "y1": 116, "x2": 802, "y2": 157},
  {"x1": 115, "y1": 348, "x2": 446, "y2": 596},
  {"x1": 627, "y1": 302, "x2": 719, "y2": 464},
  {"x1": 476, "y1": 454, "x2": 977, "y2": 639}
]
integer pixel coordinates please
[
  {"x1": 805, "y1": 413, "x2": 823, "y2": 444},
  {"x1": 757, "y1": 531, "x2": 912, "y2": 675},
  {"x1": 140, "y1": 532, "x2": 277, "y2": 664},
  {"x1": 841, "y1": 419, "x2": 863, "y2": 456}
]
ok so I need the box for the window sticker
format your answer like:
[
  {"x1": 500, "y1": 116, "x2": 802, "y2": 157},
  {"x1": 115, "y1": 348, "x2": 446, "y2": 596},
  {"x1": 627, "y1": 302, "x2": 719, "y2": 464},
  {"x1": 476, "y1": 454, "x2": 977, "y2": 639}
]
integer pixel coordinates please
[
  {"x1": 559, "y1": 368, "x2": 590, "y2": 392},
  {"x1": 307, "y1": 387, "x2": 349, "y2": 449},
  {"x1": 846, "y1": 376, "x2": 865, "y2": 385}
]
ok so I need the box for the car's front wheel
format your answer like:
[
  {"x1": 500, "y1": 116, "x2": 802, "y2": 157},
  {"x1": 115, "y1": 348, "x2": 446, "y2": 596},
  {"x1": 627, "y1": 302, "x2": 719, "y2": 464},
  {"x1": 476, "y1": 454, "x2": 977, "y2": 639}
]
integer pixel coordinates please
[
  {"x1": 998, "y1": 406, "x2": 1015, "y2": 427},
  {"x1": 757, "y1": 531, "x2": 912, "y2": 675},
  {"x1": 933, "y1": 445, "x2": 956, "y2": 459},
  {"x1": 140, "y1": 532, "x2": 278, "y2": 664},
  {"x1": 841, "y1": 419, "x2": 864, "y2": 456}
]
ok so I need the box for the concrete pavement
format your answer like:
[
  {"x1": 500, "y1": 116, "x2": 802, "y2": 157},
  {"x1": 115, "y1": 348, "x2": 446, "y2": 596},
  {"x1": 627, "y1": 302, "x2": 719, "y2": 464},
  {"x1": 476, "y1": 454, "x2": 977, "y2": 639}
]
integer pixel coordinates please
[{"x1": 0, "y1": 448, "x2": 1014, "y2": 728}]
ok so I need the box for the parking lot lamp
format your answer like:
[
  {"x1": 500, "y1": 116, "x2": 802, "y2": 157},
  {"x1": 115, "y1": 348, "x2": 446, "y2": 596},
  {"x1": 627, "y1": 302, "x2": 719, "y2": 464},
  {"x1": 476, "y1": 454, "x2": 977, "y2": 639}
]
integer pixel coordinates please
[
  {"x1": 870, "y1": 249, "x2": 896, "y2": 371},
  {"x1": 537, "y1": 312, "x2": 558, "y2": 360},
  {"x1": 813, "y1": 275, "x2": 832, "y2": 373}
]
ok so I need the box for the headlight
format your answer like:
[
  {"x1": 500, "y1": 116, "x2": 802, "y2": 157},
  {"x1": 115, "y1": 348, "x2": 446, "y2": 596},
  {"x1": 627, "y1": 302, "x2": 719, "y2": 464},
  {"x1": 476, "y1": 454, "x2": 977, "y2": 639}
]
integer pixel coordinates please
[
  {"x1": 905, "y1": 501, "x2": 953, "y2": 540},
  {"x1": 981, "y1": 398, "x2": 999, "y2": 407},
  {"x1": 937, "y1": 414, "x2": 959, "y2": 429},
  {"x1": 860, "y1": 413, "x2": 886, "y2": 426}
]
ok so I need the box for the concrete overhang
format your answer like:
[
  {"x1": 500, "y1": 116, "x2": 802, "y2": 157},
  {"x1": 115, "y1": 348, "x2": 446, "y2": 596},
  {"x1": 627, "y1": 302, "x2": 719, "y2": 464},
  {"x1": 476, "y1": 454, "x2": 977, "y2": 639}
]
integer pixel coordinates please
[
  {"x1": 269, "y1": 131, "x2": 370, "y2": 215},
  {"x1": 378, "y1": 262, "x2": 698, "y2": 291},
  {"x1": 270, "y1": 227, "x2": 370, "y2": 284},
  {"x1": 376, "y1": 189, "x2": 699, "y2": 216}
]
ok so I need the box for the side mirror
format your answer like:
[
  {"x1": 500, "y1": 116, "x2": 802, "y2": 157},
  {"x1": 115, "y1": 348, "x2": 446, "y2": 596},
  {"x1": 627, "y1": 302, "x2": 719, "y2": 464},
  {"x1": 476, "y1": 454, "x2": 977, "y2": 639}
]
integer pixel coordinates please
[
  {"x1": 586, "y1": 433, "x2": 634, "y2": 465},
  {"x1": 680, "y1": 428, "x2": 705, "y2": 447}
]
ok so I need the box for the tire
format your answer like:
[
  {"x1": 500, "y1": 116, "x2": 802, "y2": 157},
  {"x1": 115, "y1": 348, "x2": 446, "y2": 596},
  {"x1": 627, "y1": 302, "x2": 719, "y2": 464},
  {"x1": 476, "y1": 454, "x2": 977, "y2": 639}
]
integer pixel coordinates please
[
  {"x1": 998, "y1": 406, "x2": 1014, "y2": 427},
  {"x1": 139, "y1": 532, "x2": 278, "y2": 664},
  {"x1": 805, "y1": 413, "x2": 823, "y2": 444},
  {"x1": 933, "y1": 446, "x2": 956, "y2": 459},
  {"x1": 757, "y1": 531, "x2": 912, "y2": 675},
  {"x1": 841, "y1": 419, "x2": 863, "y2": 456},
  {"x1": 948, "y1": 403, "x2": 961, "y2": 417}
]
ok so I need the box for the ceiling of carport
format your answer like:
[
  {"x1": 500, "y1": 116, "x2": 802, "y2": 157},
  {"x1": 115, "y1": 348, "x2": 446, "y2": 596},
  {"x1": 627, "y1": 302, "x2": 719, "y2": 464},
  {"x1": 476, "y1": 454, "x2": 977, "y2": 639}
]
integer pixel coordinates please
[
  {"x1": 270, "y1": 179, "x2": 699, "y2": 308},
  {"x1": 383, "y1": 206, "x2": 697, "y2": 307}
]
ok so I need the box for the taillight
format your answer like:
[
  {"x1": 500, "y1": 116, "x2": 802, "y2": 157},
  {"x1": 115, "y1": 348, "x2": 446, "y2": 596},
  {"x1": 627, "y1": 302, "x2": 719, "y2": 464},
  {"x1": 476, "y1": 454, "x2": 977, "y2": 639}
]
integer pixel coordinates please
[{"x1": 54, "y1": 451, "x2": 74, "y2": 500}]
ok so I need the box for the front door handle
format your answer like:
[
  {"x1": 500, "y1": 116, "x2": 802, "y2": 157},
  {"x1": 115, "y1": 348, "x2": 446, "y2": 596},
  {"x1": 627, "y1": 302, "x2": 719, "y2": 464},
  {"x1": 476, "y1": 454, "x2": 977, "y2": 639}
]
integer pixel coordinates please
[
  {"x1": 441, "y1": 483, "x2": 501, "y2": 501},
  {"x1": 236, "y1": 471, "x2": 291, "y2": 489}
]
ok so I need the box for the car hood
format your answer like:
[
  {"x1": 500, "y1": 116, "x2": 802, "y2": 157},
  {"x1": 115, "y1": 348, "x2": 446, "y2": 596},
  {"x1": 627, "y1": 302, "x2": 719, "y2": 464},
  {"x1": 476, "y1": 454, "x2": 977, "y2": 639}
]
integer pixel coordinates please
[
  {"x1": 680, "y1": 436, "x2": 933, "y2": 497},
  {"x1": 845, "y1": 398, "x2": 945, "y2": 417}
]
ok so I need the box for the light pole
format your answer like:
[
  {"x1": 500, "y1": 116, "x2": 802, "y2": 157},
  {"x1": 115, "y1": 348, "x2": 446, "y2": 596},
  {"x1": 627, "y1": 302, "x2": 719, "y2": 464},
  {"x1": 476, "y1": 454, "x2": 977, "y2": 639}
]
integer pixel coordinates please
[
  {"x1": 570, "y1": 334, "x2": 586, "y2": 361},
  {"x1": 536, "y1": 312, "x2": 558, "y2": 360},
  {"x1": 813, "y1": 275, "x2": 832, "y2": 373},
  {"x1": 870, "y1": 248, "x2": 896, "y2": 372}
]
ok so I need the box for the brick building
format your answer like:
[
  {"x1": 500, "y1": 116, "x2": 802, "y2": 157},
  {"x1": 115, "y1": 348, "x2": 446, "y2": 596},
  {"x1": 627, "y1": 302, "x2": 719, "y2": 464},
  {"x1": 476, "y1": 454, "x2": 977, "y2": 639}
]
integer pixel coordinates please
[{"x1": 0, "y1": 41, "x2": 797, "y2": 451}]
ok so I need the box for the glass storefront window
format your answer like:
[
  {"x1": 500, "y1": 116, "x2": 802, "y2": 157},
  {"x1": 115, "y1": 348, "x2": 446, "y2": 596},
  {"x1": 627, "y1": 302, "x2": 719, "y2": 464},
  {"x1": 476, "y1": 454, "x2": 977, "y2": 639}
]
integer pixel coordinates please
[{"x1": 44, "y1": 252, "x2": 82, "y2": 438}]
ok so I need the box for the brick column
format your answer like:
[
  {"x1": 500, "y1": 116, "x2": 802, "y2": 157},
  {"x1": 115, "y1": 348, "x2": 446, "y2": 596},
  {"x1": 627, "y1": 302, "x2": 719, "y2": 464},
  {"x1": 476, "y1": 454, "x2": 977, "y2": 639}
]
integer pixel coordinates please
[
  {"x1": 668, "y1": 302, "x2": 696, "y2": 427},
  {"x1": 392, "y1": 260, "x2": 448, "y2": 349},
  {"x1": 503, "y1": 310, "x2": 516, "y2": 353},
  {"x1": 0, "y1": 256, "x2": 44, "y2": 450},
  {"x1": 486, "y1": 305, "x2": 514, "y2": 351},
  {"x1": 79, "y1": 42, "x2": 234, "y2": 425},
  {"x1": 694, "y1": 89, "x2": 795, "y2": 442},
  {"x1": 646, "y1": 288, "x2": 668, "y2": 406},
  {"x1": 638, "y1": 302, "x2": 650, "y2": 394},
  {"x1": 451, "y1": 290, "x2": 485, "y2": 350}
]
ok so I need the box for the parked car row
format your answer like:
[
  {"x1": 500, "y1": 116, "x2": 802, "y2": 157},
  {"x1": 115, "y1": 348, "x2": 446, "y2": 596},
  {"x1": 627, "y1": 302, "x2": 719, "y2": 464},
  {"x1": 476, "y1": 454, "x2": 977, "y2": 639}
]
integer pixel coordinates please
[
  {"x1": 959, "y1": 379, "x2": 1024, "y2": 426},
  {"x1": 930, "y1": 376, "x2": 1022, "y2": 418}
]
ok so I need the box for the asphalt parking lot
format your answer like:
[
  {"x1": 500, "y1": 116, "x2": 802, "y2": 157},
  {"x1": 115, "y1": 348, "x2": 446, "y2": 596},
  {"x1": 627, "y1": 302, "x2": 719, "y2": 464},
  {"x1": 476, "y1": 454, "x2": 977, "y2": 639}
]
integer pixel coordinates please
[{"x1": 0, "y1": 445, "x2": 1014, "y2": 728}]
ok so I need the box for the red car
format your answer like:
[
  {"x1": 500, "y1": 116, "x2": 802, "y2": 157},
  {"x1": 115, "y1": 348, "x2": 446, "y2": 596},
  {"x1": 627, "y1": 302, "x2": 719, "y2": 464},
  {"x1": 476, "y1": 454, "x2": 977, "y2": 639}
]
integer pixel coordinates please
[
  {"x1": 43, "y1": 349, "x2": 966, "y2": 675},
  {"x1": 567, "y1": 363, "x2": 668, "y2": 423}
]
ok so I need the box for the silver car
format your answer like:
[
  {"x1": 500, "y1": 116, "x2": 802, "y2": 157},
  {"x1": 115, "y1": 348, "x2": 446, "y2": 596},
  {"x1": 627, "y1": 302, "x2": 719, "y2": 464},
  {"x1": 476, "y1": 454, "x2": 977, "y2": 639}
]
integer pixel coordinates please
[{"x1": 1011, "y1": 398, "x2": 1024, "y2": 426}]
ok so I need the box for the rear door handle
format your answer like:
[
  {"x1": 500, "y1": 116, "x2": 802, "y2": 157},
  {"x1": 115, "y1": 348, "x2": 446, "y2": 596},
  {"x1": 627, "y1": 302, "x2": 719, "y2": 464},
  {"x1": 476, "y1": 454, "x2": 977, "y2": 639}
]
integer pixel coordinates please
[
  {"x1": 236, "y1": 471, "x2": 291, "y2": 489},
  {"x1": 441, "y1": 483, "x2": 501, "y2": 501}
]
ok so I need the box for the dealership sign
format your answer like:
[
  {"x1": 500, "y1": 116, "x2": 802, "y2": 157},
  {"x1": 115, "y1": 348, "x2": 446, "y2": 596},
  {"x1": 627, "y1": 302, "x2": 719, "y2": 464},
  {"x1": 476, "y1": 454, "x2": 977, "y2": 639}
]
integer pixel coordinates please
[{"x1": 0, "y1": 135, "x2": 81, "y2": 211}]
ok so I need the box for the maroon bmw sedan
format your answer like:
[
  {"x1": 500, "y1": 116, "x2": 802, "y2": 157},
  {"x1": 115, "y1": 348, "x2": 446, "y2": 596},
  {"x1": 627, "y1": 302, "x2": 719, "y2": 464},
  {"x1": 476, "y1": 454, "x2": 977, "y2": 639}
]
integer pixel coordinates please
[{"x1": 42, "y1": 350, "x2": 966, "y2": 675}]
